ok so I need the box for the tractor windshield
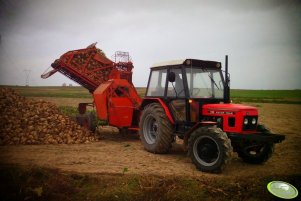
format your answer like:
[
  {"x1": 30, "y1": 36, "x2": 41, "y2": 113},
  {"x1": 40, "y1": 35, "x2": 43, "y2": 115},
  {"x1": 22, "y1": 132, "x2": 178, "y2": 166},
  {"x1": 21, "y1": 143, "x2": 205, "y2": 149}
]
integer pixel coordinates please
[{"x1": 186, "y1": 68, "x2": 224, "y2": 99}]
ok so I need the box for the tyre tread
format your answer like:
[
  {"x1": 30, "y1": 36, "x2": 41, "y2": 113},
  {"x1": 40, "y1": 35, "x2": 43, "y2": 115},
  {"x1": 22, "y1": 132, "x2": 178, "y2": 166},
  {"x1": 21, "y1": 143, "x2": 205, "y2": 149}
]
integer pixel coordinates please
[
  {"x1": 139, "y1": 103, "x2": 174, "y2": 154},
  {"x1": 188, "y1": 127, "x2": 232, "y2": 173}
]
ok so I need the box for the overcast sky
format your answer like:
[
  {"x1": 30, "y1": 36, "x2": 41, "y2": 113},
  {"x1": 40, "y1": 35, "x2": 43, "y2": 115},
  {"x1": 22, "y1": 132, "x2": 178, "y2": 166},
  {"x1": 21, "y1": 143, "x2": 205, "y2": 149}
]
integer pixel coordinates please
[{"x1": 0, "y1": 0, "x2": 300, "y2": 89}]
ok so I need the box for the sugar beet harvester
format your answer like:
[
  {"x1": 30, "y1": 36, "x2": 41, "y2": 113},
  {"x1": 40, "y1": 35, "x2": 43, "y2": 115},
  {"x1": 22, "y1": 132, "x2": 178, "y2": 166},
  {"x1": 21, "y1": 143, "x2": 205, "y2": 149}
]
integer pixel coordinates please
[{"x1": 42, "y1": 43, "x2": 285, "y2": 173}]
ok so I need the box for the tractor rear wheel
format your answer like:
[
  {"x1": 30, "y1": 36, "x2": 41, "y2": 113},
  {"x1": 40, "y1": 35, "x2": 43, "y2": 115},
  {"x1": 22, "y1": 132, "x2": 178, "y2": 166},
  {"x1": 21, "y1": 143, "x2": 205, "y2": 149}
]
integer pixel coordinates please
[
  {"x1": 139, "y1": 103, "x2": 174, "y2": 154},
  {"x1": 188, "y1": 127, "x2": 232, "y2": 173},
  {"x1": 237, "y1": 124, "x2": 274, "y2": 164}
]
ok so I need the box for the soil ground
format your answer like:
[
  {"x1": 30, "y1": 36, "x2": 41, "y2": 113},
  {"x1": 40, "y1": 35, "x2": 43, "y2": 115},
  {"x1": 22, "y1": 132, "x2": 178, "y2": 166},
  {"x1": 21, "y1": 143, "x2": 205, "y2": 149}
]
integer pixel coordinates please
[
  {"x1": 1, "y1": 103, "x2": 300, "y2": 176},
  {"x1": 1, "y1": 102, "x2": 301, "y2": 200}
]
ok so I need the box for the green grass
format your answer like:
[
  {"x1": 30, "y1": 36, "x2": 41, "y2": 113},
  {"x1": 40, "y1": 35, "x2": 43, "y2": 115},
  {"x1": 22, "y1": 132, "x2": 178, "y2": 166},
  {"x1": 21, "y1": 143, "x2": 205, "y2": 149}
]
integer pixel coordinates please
[
  {"x1": 135, "y1": 87, "x2": 146, "y2": 97},
  {"x1": 230, "y1": 89, "x2": 301, "y2": 104},
  {"x1": 1, "y1": 86, "x2": 300, "y2": 104},
  {"x1": 3, "y1": 86, "x2": 91, "y2": 98},
  {"x1": 231, "y1": 89, "x2": 301, "y2": 99},
  {"x1": 58, "y1": 106, "x2": 79, "y2": 117},
  {"x1": 58, "y1": 106, "x2": 108, "y2": 126}
]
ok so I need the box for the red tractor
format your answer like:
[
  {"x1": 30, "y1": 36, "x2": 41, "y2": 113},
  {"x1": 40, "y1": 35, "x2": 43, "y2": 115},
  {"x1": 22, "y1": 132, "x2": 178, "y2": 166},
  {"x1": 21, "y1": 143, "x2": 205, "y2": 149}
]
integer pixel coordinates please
[{"x1": 42, "y1": 43, "x2": 285, "y2": 173}]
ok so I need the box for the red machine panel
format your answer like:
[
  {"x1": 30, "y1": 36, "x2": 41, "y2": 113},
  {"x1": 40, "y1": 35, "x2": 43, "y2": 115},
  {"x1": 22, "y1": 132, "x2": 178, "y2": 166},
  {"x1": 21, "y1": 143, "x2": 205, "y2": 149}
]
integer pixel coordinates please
[
  {"x1": 93, "y1": 81, "x2": 113, "y2": 121},
  {"x1": 93, "y1": 79, "x2": 142, "y2": 128},
  {"x1": 108, "y1": 97, "x2": 134, "y2": 127},
  {"x1": 202, "y1": 104, "x2": 258, "y2": 133}
]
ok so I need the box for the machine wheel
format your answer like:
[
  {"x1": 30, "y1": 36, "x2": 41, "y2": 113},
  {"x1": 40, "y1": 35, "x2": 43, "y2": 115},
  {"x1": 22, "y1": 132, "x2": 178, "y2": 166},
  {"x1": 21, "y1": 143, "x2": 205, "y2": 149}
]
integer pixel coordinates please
[
  {"x1": 237, "y1": 123, "x2": 274, "y2": 164},
  {"x1": 76, "y1": 112, "x2": 97, "y2": 132},
  {"x1": 88, "y1": 112, "x2": 97, "y2": 132},
  {"x1": 188, "y1": 127, "x2": 232, "y2": 173},
  {"x1": 139, "y1": 103, "x2": 174, "y2": 154}
]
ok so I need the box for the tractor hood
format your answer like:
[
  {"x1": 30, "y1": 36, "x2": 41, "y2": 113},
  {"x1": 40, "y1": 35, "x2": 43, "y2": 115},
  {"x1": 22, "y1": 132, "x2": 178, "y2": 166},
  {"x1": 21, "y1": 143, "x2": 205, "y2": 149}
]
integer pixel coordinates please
[{"x1": 202, "y1": 104, "x2": 258, "y2": 116}]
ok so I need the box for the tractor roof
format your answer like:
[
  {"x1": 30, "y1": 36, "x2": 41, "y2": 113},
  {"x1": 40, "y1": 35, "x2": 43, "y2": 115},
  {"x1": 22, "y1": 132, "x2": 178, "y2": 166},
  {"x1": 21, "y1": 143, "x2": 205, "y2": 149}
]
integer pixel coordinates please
[
  {"x1": 151, "y1": 59, "x2": 221, "y2": 69},
  {"x1": 151, "y1": 59, "x2": 185, "y2": 68}
]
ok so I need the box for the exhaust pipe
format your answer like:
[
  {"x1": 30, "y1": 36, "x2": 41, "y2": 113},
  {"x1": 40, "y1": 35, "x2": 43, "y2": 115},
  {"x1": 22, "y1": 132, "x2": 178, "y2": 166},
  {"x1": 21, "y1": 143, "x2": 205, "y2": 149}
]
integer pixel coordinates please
[{"x1": 224, "y1": 55, "x2": 230, "y2": 103}]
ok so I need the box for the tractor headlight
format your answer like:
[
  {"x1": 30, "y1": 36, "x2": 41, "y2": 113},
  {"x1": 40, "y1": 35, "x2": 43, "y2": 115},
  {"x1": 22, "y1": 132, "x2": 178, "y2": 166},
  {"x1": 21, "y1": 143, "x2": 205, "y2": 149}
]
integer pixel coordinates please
[
  {"x1": 251, "y1": 118, "x2": 257, "y2": 125},
  {"x1": 244, "y1": 118, "x2": 248, "y2": 125}
]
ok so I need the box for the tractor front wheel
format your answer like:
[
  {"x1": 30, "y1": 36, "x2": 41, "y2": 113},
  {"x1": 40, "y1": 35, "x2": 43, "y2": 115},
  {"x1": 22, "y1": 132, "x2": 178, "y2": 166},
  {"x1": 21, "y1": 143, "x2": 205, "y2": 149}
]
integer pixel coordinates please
[
  {"x1": 237, "y1": 143, "x2": 274, "y2": 164},
  {"x1": 139, "y1": 103, "x2": 174, "y2": 154},
  {"x1": 237, "y1": 124, "x2": 274, "y2": 164},
  {"x1": 188, "y1": 127, "x2": 232, "y2": 173}
]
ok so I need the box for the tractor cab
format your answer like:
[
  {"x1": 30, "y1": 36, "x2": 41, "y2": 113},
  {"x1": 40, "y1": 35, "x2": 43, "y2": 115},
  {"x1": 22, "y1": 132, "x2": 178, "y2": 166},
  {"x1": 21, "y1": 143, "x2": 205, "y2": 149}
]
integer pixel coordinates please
[
  {"x1": 146, "y1": 59, "x2": 224, "y2": 101},
  {"x1": 145, "y1": 59, "x2": 228, "y2": 134}
]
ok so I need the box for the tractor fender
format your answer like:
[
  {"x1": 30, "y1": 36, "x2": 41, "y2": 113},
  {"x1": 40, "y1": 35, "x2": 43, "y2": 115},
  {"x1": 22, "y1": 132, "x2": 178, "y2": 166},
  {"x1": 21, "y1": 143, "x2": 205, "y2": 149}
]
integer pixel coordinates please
[
  {"x1": 183, "y1": 121, "x2": 217, "y2": 147},
  {"x1": 140, "y1": 98, "x2": 174, "y2": 125}
]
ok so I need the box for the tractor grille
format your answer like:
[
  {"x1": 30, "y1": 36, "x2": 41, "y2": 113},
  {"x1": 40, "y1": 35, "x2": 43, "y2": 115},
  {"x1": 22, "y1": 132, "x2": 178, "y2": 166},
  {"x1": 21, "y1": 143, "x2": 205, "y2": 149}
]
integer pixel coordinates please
[{"x1": 242, "y1": 116, "x2": 257, "y2": 131}]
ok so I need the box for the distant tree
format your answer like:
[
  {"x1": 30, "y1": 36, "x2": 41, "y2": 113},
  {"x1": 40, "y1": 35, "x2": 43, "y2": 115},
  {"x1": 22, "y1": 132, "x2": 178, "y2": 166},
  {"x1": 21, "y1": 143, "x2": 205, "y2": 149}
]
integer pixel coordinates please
[
  {"x1": 69, "y1": 84, "x2": 73, "y2": 87},
  {"x1": 62, "y1": 83, "x2": 67, "y2": 87}
]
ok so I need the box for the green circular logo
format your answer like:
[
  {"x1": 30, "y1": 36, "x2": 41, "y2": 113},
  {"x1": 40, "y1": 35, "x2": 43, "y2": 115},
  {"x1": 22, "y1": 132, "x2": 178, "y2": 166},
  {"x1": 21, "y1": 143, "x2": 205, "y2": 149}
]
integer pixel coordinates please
[{"x1": 267, "y1": 181, "x2": 298, "y2": 199}]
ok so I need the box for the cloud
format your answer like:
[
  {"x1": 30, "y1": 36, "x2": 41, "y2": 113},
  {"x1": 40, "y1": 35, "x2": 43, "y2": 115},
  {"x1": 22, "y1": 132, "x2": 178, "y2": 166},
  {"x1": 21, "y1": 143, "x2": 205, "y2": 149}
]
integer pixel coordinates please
[{"x1": 0, "y1": 0, "x2": 300, "y2": 89}]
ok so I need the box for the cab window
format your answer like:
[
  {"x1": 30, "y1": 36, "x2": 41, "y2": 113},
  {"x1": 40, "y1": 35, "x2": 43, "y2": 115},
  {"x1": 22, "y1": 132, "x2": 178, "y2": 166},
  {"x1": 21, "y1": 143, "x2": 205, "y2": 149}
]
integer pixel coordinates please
[
  {"x1": 146, "y1": 69, "x2": 167, "y2": 96},
  {"x1": 167, "y1": 68, "x2": 185, "y2": 97}
]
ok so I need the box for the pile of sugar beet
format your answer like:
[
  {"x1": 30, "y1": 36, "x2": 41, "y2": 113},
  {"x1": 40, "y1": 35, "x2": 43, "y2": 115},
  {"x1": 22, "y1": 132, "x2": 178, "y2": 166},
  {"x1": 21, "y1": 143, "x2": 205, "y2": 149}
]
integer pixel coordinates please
[{"x1": 0, "y1": 88, "x2": 98, "y2": 145}]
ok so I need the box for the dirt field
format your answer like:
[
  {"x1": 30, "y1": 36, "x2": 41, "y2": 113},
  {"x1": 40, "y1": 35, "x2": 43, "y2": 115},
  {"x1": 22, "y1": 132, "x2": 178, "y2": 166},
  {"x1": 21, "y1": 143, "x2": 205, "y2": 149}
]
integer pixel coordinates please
[{"x1": 1, "y1": 103, "x2": 301, "y2": 177}]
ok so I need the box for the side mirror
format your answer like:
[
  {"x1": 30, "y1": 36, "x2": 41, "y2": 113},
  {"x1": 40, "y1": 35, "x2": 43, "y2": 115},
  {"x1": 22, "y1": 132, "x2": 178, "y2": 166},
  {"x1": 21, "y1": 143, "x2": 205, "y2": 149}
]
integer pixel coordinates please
[{"x1": 168, "y1": 72, "x2": 175, "y2": 82}]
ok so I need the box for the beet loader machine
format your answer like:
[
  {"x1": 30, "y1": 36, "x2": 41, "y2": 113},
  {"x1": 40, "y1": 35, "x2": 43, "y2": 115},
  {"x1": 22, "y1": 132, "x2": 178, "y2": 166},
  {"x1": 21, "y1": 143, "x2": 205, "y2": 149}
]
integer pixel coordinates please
[{"x1": 42, "y1": 43, "x2": 285, "y2": 173}]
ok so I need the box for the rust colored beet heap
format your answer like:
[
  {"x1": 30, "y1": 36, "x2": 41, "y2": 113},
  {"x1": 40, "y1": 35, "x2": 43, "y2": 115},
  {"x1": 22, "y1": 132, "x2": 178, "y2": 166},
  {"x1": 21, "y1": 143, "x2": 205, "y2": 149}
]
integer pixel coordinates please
[{"x1": 0, "y1": 88, "x2": 98, "y2": 145}]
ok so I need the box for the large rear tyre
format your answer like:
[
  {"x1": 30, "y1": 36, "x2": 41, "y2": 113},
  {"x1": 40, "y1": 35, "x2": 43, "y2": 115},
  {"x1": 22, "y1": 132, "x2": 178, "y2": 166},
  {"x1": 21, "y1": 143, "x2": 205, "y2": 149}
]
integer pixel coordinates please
[
  {"x1": 188, "y1": 127, "x2": 232, "y2": 173},
  {"x1": 139, "y1": 103, "x2": 174, "y2": 154},
  {"x1": 237, "y1": 124, "x2": 274, "y2": 164}
]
